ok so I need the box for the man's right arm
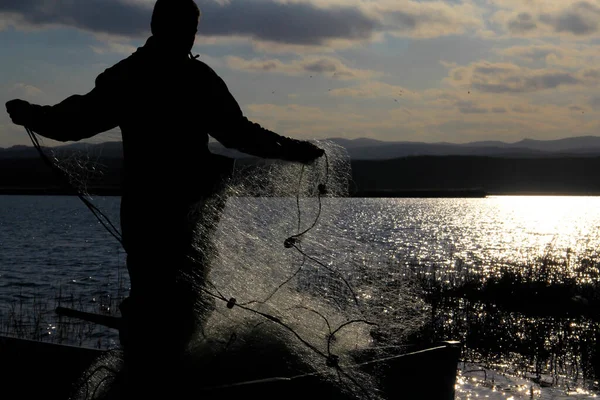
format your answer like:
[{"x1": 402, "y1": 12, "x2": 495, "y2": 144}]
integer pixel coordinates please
[
  {"x1": 206, "y1": 70, "x2": 323, "y2": 164},
  {"x1": 6, "y1": 63, "x2": 124, "y2": 142}
]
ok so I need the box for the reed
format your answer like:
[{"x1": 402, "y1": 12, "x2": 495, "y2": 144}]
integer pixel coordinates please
[
  {"x1": 400, "y1": 250, "x2": 600, "y2": 392},
  {"x1": 0, "y1": 275, "x2": 127, "y2": 349}
]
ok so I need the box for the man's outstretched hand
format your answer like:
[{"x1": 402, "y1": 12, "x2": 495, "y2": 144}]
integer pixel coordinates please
[
  {"x1": 6, "y1": 99, "x2": 34, "y2": 127},
  {"x1": 294, "y1": 141, "x2": 325, "y2": 164}
]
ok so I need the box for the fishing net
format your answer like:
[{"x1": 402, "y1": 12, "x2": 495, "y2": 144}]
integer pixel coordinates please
[{"x1": 28, "y1": 137, "x2": 429, "y2": 399}]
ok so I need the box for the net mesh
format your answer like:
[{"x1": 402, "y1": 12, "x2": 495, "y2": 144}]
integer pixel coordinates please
[{"x1": 49, "y1": 139, "x2": 429, "y2": 399}]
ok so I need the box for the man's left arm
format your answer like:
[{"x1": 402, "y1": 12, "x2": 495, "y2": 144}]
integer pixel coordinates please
[{"x1": 205, "y1": 69, "x2": 323, "y2": 164}]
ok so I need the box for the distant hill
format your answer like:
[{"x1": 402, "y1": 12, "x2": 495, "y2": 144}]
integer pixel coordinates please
[
  {"x1": 326, "y1": 136, "x2": 600, "y2": 159},
  {"x1": 4, "y1": 136, "x2": 600, "y2": 160},
  {"x1": 512, "y1": 136, "x2": 600, "y2": 152},
  {"x1": 0, "y1": 141, "x2": 124, "y2": 160}
]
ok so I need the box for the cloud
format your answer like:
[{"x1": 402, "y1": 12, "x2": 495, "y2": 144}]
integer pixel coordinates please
[
  {"x1": 376, "y1": 1, "x2": 483, "y2": 38},
  {"x1": 0, "y1": 0, "x2": 379, "y2": 45},
  {"x1": 198, "y1": 0, "x2": 378, "y2": 45},
  {"x1": 507, "y1": 12, "x2": 537, "y2": 34},
  {"x1": 495, "y1": 1, "x2": 600, "y2": 38},
  {"x1": 328, "y1": 82, "x2": 418, "y2": 100},
  {"x1": 90, "y1": 40, "x2": 138, "y2": 56},
  {"x1": 0, "y1": 0, "x2": 484, "y2": 49},
  {"x1": 499, "y1": 45, "x2": 560, "y2": 63},
  {"x1": 243, "y1": 94, "x2": 600, "y2": 143},
  {"x1": 0, "y1": 0, "x2": 152, "y2": 36},
  {"x1": 244, "y1": 102, "x2": 370, "y2": 139},
  {"x1": 511, "y1": 105, "x2": 539, "y2": 114},
  {"x1": 446, "y1": 61, "x2": 585, "y2": 93},
  {"x1": 9, "y1": 83, "x2": 44, "y2": 99},
  {"x1": 589, "y1": 96, "x2": 600, "y2": 109},
  {"x1": 582, "y1": 68, "x2": 600, "y2": 79},
  {"x1": 473, "y1": 64, "x2": 517, "y2": 76},
  {"x1": 539, "y1": 2, "x2": 600, "y2": 36},
  {"x1": 225, "y1": 55, "x2": 379, "y2": 80},
  {"x1": 477, "y1": 73, "x2": 579, "y2": 93},
  {"x1": 498, "y1": 44, "x2": 600, "y2": 69},
  {"x1": 455, "y1": 100, "x2": 487, "y2": 114}
]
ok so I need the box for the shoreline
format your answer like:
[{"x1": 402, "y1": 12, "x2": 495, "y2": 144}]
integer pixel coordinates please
[
  {"x1": 0, "y1": 187, "x2": 122, "y2": 196},
  {"x1": 4, "y1": 187, "x2": 600, "y2": 197},
  {"x1": 351, "y1": 189, "x2": 488, "y2": 198}
]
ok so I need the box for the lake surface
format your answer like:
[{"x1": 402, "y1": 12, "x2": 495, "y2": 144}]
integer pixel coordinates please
[{"x1": 2, "y1": 194, "x2": 600, "y2": 399}]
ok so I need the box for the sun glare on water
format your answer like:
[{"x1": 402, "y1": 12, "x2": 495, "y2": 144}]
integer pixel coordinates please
[{"x1": 493, "y1": 196, "x2": 598, "y2": 236}]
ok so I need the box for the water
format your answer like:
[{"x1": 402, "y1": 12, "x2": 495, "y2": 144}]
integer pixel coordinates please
[
  {"x1": 340, "y1": 196, "x2": 600, "y2": 270},
  {"x1": 0, "y1": 195, "x2": 125, "y2": 348},
  {"x1": 2, "y1": 195, "x2": 600, "y2": 399}
]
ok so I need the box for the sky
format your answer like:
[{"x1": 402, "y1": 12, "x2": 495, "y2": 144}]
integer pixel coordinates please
[{"x1": 1, "y1": 0, "x2": 600, "y2": 148}]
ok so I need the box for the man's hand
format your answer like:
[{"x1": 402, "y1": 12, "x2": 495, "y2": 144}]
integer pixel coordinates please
[
  {"x1": 6, "y1": 99, "x2": 34, "y2": 127},
  {"x1": 295, "y1": 141, "x2": 325, "y2": 164}
]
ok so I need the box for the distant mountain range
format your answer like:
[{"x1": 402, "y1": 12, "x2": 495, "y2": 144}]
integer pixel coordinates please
[
  {"x1": 324, "y1": 136, "x2": 600, "y2": 159},
  {"x1": 3, "y1": 136, "x2": 600, "y2": 160}
]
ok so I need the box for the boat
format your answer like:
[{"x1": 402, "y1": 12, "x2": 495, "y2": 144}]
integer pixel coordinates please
[{"x1": 0, "y1": 308, "x2": 461, "y2": 399}]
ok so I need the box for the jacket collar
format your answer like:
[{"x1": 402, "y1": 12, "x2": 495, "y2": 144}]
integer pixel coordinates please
[{"x1": 142, "y1": 35, "x2": 191, "y2": 61}]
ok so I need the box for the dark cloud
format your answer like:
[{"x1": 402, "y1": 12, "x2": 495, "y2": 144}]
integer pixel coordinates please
[
  {"x1": 503, "y1": 46, "x2": 558, "y2": 62},
  {"x1": 0, "y1": 0, "x2": 380, "y2": 45},
  {"x1": 385, "y1": 7, "x2": 475, "y2": 35},
  {"x1": 304, "y1": 59, "x2": 338, "y2": 73},
  {"x1": 540, "y1": 14, "x2": 595, "y2": 36},
  {"x1": 522, "y1": 48, "x2": 556, "y2": 61},
  {"x1": 473, "y1": 72, "x2": 580, "y2": 93},
  {"x1": 512, "y1": 105, "x2": 537, "y2": 114},
  {"x1": 0, "y1": 0, "x2": 151, "y2": 36},
  {"x1": 302, "y1": 59, "x2": 356, "y2": 79},
  {"x1": 389, "y1": 11, "x2": 418, "y2": 30},
  {"x1": 474, "y1": 65, "x2": 515, "y2": 75},
  {"x1": 583, "y1": 68, "x2": 600, "y2": 79},
  {"x1": 258, "y1": 61, "x2": 278, "y2": 71},
  {"x1": 491, "y1": 107, "x2": 507, "y2": 113},
  {"x1": 456, "y1": 100, "x2": 487, "y2": 114},
  {"x1": 198, "y1": 0, "x2": 378, "y2": 45},
  {"x1": 507, "y1": 3, "x2": 600, "y2": 36},
  {"x1": 539, "y1": 2, "x2": 600, "y2": 35},
  {"x1": 589, "y1": 96, "x2": 600, "y2": 109},
  {"x1": 507, "y1": 13, "x2": 537, "y2": 34},
  {"x1": 471, "y1": 83, "x2": 515, "y2": 93},
  {"x1": 553, "y1": 13, "x2": 597, "y2": 35},
  {"x1": 332, "y1": 71, "x2": 355, "y2": 79},
  {"x1": 451, "y1": 69, "x2": 465, "y2": 81},
  {"x1": 528, "y1": 72, "x2": 579, "y2": 89},
  {"x1": 459, "y1": 106, "x2": 487, "y2": 114}
]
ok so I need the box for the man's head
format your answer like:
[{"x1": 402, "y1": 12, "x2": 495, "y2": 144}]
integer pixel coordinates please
[{"x1": 151, "y1": 0, "x2": 200, "y2": 53}]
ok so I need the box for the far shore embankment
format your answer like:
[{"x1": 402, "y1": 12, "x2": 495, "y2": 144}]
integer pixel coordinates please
[{"x1": 5, "y1": 187, "x2": 600, "y2": 198}]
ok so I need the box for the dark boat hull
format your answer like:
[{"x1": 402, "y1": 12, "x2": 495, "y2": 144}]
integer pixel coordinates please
[
  {"x1": 0, "y1": 335, "x2": 460, "y2": 399},
  {"x1": 0, "y1": 336, "x2": 103, "y2": 400}
]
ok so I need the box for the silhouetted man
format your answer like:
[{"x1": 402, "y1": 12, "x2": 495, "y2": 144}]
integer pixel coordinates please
[{"x1": 6, "y1": 0, "x2": 323, "y2": 392}]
